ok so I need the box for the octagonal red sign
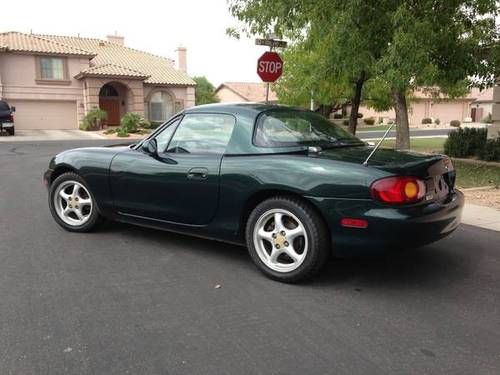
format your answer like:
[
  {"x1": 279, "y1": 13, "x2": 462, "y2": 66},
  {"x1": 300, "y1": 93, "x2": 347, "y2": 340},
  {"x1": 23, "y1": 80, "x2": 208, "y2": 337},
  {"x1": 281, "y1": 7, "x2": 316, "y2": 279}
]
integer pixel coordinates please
[{"x1": 257, "y1": 51, "x2": 283, "y2": 82}]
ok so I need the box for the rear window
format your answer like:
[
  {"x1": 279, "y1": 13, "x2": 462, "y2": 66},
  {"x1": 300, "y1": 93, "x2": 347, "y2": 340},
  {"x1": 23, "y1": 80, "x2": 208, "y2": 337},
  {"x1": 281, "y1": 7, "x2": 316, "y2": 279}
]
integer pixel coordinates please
[
  {"x1": 254, "y1": 109, "x2": 362, "y2": 148},
  {"x1": 0, "y1": 101, "x2": 10, "y2": 111}
]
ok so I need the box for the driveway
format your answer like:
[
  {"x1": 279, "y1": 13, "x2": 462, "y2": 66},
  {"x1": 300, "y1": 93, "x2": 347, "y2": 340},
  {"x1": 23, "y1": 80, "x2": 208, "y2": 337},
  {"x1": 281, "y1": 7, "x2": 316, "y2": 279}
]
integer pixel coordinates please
[
  {"x1": 0, "y1": 129, "x2": 104, "y2": 142},
  {"x1": 1, "y1": 140, "x2": 499, "y2": 374}
]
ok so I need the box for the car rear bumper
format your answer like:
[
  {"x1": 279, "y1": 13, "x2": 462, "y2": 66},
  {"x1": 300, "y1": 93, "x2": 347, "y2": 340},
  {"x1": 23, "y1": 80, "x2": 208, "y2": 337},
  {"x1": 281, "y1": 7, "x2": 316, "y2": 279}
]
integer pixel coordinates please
[
  {"x1": 0, "y1": 122, "x2": 14, "y2": 128},
  {"x1": 307, "y1": 190, "x2": 464, "y2": 255}
]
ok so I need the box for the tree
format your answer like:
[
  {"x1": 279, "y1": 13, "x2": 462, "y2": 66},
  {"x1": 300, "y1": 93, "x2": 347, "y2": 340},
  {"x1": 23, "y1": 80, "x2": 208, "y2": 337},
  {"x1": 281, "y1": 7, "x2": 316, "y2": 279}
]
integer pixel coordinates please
[
  {"x1": 192, "y1": 76, "x2": 219, "y2": 105},
  {"x1": 228, "y1": 0, "x2": 499, "y2": 149}
]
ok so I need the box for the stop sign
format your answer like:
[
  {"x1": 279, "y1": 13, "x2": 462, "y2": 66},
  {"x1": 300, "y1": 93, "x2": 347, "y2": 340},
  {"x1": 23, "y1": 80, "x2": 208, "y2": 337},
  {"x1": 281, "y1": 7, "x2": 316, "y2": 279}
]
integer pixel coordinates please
[{"x1": 257, "y1": 51, "x2": 283, "y2": 82}]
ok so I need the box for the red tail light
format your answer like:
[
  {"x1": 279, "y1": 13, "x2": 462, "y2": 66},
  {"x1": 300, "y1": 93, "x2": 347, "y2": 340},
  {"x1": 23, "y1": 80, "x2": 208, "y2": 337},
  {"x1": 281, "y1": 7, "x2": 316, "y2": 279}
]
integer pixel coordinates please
[{"x1": 370, "y1": 176, "x2": 426, "y2": 204}]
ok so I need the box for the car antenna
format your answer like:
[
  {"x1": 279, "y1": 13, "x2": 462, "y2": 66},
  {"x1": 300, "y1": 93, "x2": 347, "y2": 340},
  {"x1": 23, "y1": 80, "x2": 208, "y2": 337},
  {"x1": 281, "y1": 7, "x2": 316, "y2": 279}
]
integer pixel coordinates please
[{"x1": 362, "y1": 122, "x2": 396, "y2": 166}]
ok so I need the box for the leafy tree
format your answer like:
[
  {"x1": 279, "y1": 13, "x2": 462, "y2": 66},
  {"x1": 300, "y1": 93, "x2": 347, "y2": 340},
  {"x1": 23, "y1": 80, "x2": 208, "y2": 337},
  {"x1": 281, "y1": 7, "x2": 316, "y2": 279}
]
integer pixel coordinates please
[
  {"x1": 228, "y1": 0, "x2": 499, "y2": 149},
  {"x1": 193, "y1": 76, "x2": 220, "y2": 105}
]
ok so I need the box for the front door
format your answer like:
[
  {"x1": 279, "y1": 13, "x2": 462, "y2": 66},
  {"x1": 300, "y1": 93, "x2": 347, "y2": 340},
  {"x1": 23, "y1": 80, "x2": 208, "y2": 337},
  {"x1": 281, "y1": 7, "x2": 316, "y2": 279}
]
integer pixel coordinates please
[
  {"x1": 109, "y1": 113, "x2": 236, "y2": 225},
  {"x1": 99, "y1": 99, "x2": 120, "y2": 125}
]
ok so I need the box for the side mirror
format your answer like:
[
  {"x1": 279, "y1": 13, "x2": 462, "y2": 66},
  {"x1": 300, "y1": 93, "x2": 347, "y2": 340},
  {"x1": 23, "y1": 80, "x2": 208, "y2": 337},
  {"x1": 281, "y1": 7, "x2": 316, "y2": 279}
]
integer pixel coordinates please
[
  {"x1": 142, "y1": 138, "x2": 158, "y2": 156},
  {"x1": 10, "y1": 106, "x2": 16, "y2": 113}
]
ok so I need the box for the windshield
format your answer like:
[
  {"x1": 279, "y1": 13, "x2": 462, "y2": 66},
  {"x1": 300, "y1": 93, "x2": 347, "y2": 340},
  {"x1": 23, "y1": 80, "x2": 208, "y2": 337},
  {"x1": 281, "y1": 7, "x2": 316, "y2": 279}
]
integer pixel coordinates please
[{"x1": 254, "y1": 109, "x2": 364, "y2": 148}]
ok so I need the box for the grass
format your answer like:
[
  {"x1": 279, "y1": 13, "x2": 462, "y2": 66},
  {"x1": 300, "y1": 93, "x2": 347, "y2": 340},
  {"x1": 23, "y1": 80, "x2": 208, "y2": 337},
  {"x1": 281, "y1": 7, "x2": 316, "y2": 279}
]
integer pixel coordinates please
[
  {"x1": 357, "y1": 124, "x2": 392, "y2": 132},
  {"x1": 370, "y1": 136, "x2": 499, "y2": 188},
  {"x1": 452, "y1": 160, "x2": 500, "y2": 188}
]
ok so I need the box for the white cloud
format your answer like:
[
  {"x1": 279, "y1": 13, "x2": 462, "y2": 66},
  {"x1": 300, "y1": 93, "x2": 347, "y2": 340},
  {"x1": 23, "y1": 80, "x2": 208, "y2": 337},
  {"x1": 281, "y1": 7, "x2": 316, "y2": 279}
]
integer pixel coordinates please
[{"x1": 2, "y1": 0, "x2": 270, "y2": 86}]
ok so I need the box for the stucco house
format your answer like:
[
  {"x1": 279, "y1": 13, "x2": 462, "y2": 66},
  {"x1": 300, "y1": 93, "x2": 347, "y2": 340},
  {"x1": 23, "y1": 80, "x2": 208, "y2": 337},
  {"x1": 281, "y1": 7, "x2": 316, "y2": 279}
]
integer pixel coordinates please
[
  {"x1": 215, "y1": 82, "x2": 278, "y2": 103},
  {"x1": 358, "y1": 87, "x2": 494, "y2": 126},
  {"x1": 0, "y1": 31, "x2": 195, "y2": 129}
]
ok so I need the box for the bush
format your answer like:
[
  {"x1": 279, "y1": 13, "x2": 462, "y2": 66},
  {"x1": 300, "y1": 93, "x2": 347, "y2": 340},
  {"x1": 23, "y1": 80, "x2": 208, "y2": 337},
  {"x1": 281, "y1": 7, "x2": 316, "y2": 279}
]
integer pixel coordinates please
[
  {"x1": 450, "y1": 120, "x2": 461, "y2": 128},
  {"x1": 482, "y1": 113, "x2": 493, "y2": 124},
  {"x1": 478, "y1": 138, "x2": 500, "y2": 161},
  {"x1": 342, "y1": 119, "x2": 349, "y2": 126},
  {"x1": 378, "y1": 117, "x2": 384, "y2": 124},
  {"x1": 120, "y1": 112, "x2": 144, "y2": 133},
  {"x1": 357, "y1": 113, "x2": 363, "y2": 119},
  {"x1": 363, "y1": 117, "x2": 375, "y2": 125},
  {"x1": 444, "y1": 128, "x2": 487, "y2": 158},
  {"x1": 421, "y1": 117, "x2": 432, "y2": 124},
  {"x1": 333, "y1": 113, "x2": 343, "y2": 119},
  {"x1": 116, "y1": 128, "x2": 130, "y2": 137},
  {"x1": 80, "y1": 108, "x2": 107, "y2": 131},
  {"x1": 434, "y1": 118, "x2": 440, "y2": 125},
  {"x1": 103, "y1": 128, "x2": 116, "y2": 135}
]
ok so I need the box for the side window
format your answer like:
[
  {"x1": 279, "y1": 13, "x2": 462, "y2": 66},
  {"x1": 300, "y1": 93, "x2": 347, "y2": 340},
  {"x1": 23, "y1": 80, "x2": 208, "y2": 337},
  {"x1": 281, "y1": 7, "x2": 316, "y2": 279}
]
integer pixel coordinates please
[
  {"x1": 166, "y1": 114, "x2": 236, "y2": 154},
  {"x1": 155, "y1": 118, "x2": 180, "y2": 153}
]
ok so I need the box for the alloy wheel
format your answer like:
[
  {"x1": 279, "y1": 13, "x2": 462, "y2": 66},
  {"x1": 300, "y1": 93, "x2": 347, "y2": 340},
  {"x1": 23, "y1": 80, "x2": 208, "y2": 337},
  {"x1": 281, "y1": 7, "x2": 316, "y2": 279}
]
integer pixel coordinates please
[
  {"x1": 253, "y1": 208, "x2": 308, "y2": 272},
  {"x1": 53, "y1": 180, "x2": 93, "y2": 226}
]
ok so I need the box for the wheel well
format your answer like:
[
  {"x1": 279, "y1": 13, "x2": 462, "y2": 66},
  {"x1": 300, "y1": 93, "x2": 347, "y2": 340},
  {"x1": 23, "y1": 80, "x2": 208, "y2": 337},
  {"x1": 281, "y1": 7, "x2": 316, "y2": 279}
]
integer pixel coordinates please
[
  {"x1": 238, "y1": 189, "x2": 329, "y2": 240},
  {"x1": 50, "y1": 166, "x2": 77, "y2": 185}
]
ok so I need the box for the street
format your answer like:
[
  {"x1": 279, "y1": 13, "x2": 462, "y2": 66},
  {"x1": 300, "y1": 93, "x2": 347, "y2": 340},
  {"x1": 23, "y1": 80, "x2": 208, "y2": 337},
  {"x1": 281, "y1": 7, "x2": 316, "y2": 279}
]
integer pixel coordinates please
[{"x1": 1, "y1": 140, "x2": 499, "y2": 374}]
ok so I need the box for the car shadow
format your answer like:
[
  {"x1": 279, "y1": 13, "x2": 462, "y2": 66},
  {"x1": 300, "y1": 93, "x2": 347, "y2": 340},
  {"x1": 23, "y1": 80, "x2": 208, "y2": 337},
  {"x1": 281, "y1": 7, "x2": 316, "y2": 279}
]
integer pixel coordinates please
[{"x1": 98, "y1": 221, "x2": 482, "y2": 291}]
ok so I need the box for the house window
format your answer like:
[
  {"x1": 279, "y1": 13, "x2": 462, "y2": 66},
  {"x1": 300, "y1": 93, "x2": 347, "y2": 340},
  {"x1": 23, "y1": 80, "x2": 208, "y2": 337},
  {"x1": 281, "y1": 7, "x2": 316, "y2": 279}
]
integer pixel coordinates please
[
  {"x1": 149, "y1": 91, "x2": 174, "y2": 122},
  {"x1": 39, "y1": 57, "x2": 65, "y2": 80}
]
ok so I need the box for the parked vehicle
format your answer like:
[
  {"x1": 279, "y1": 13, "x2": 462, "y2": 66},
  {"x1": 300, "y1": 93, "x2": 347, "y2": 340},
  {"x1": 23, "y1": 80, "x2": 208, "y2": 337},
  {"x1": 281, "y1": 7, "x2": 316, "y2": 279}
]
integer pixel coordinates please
[
  {"x1": 0, "y1": 100, "x2": 15, "y2": 135},
  {"x1": 44, "y1": 104, "x2": 463, "y2": 282}
]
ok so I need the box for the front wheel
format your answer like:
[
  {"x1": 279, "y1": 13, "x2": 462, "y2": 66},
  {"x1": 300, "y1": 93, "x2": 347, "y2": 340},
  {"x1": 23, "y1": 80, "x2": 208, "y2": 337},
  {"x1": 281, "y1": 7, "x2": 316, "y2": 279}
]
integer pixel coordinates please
[
  {"x1": 48, "y1": 172, "x2": 101, "y2": 232},
  {"x1": 246, "y1": 196, "x2": 330, "y2": 283},
  {"x1": 7, "y1": 127, "x2": 14, "y2": 136}
]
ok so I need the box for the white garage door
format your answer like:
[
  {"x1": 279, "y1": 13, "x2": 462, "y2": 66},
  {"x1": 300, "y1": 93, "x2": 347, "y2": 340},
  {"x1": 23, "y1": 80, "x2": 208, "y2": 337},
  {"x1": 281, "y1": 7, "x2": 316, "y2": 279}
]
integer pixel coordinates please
[{"x1": 9, "y1": 100, "x2": 77, "y2": 130}]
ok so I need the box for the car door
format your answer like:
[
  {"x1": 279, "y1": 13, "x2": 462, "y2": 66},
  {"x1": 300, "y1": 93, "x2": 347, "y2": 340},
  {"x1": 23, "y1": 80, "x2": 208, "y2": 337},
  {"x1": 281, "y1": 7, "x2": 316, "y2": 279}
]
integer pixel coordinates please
[{"x1": 110, "y1": 113, "x2": 236, "y2": 225}]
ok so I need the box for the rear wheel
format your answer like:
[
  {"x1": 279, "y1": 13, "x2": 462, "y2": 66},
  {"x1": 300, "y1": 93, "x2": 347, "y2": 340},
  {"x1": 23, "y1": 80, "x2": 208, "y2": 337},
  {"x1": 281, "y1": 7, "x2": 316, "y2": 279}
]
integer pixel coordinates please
[
  {"x1": 6, "y1": 127, "x2": 14, "y2": 136},
  {"x1": 246, "y1": 196, "x2": 330, "y2": 283},
  {"x1": 48, "y1": 172, "x2": 100, "y2": 232}
]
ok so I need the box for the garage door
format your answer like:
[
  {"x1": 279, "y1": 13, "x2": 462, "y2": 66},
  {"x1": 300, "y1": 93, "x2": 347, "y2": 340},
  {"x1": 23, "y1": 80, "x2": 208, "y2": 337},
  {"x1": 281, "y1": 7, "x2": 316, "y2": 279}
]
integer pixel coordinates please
[{"x1": 8, "y1": 100, "x2": 77, "y2": 130}]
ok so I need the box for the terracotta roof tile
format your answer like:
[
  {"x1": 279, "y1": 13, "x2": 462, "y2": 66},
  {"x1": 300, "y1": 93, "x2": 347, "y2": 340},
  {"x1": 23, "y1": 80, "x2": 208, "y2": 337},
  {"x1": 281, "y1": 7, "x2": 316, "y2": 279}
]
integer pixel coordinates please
[
  {"x1": 76, "y1": 63, "x2": 150, "y2": 79},
  {"x1": 0, "y1": 31, "x2": 95, "y2": 56},
  {"x1": 216, "y1": 82, "x2": 278, "y2": 102},
  {"x1": 37, "y1": 34, "x2": 195, "y2": 86}
]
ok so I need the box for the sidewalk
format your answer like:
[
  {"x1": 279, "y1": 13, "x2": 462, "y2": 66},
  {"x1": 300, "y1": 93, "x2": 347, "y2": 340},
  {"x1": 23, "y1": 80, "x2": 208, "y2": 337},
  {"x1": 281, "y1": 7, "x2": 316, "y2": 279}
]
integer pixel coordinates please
[
  {"x1": 0, "y1": 129, "x2": 105, "y2": 141},
  {"x1": 462, "y1": 203, "x2": 500, "y2": 232}
]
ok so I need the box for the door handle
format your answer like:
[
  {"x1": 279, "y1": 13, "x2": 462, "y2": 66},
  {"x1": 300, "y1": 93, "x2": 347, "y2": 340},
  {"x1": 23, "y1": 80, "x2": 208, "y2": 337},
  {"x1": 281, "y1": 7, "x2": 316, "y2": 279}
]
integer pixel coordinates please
[{"x1": 187, "y1": 167, "x2": 208, "y2": 180}]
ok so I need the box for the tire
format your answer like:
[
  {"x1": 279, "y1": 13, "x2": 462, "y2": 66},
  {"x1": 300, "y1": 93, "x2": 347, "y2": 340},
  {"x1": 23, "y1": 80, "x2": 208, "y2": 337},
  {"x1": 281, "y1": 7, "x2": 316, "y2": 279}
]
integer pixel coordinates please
[
  {"x1": 246, "y1": 196, "x2": 330, "y2": 283},
  {"x1": 48, "y1": 172, "x2": 101, "y2": 232},
  {"x1": 7, "y1": 127, "x2": 14, "y2": 136}
]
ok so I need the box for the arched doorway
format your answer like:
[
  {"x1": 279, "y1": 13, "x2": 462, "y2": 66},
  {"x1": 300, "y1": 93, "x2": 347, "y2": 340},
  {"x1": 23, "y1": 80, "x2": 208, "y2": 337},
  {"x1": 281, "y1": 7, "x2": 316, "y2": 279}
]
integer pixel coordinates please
[{"x1": 99, "y1": 82, "x2": 130, "y2": 126}]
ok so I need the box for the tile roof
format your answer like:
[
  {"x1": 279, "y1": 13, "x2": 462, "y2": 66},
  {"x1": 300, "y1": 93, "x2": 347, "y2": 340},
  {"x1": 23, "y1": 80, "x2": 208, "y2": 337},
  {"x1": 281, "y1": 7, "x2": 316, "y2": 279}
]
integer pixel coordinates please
[
  {"x1": 75, "y1": 63, "x2": 150, "y2": 79},
  {"x1": 0, "y1": 31, "x2": 95, "y2": 56},
  {"x1": 36, "y1": 34, "x2": 195, "y2": 86},
  {"x1": 472, "y1": 87, "x2": 494, "y2": 103},
  {"x1": 216, "y1": 82, "x2": 278, "y2": 102}
]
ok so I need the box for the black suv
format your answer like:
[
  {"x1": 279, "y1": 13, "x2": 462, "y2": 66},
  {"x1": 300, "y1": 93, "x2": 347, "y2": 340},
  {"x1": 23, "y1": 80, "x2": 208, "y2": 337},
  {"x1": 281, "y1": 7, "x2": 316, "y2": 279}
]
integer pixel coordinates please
[{"x1": 0, "y1": 100, "x2": 15, "y2": 136}]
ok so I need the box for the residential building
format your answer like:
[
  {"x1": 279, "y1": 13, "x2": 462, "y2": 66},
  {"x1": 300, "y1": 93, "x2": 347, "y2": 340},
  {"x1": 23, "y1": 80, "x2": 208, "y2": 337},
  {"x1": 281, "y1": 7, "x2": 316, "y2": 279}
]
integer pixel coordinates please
[
  {"x1": 0, "y1": 31, "x2": 195, "y2": 129},
  {"x1": 215, "y1": 82, "x2": 278, "y2": 103}
]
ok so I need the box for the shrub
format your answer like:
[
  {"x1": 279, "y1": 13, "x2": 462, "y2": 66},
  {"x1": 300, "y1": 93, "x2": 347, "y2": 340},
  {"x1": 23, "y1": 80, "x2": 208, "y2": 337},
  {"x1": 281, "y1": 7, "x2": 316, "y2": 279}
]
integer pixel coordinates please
[
  {"x1": 120, "y1": 112, "x2": 143, "y2": 133},
  {"x1": 363, "y1": 117, "x2": 375, "y2": 125},
  {"x1": 342, "y1": 119, "x2": 349, "y2": 126},
  {"x1": 434, "y1": 118, "x2": 440, "y2": 125},
  {"x1": 357, "y1": 113, "x2": 363, "y2": 118},
  {"x1": 450, "y1": 120, "x2": 461, "y2": 128},
  {"x1": 482, "y1": 113, "x2": 493, "y2": 124},
  {"x1": 333, "y1": 113, "x2": 343, "y2": 119},
  {"x1": 444, "y1": 128, "x2": 487, "y2": 158},
  {"x1": 478, "y1": 138, "x2": 500, "y2": 161},
  {"x1": 378, "y1": 117, "x2": 384, "y2": 124},
  {"x1": 421, "y1": 117, "x2": 432, "y2": 124},
  {"x1": 103, "y1": 128, "x2": 116, "y2": 135},
  {"x1": 80, "y1": 108, "x2": 107, "y2": 131},
  {"x1": 116, "y1": 128, "x2": 130, "y2": 137}
]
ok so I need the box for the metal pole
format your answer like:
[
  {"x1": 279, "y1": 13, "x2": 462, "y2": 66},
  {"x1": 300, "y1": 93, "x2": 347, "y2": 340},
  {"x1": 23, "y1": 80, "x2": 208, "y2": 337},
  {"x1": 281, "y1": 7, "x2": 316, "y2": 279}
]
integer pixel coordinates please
[{"x1": 265, "y1": 45, "x2": 273, "y2": 104}]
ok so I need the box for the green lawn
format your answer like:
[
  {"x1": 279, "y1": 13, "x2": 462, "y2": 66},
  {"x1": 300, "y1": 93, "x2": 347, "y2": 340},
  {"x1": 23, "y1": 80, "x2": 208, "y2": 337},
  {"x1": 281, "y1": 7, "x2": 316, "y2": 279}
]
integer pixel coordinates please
[
  {"x1": 371, "y1": 137, "x2": 499, "y2": 188},
  {"x1": 357, "y1": 124, "x2": 391, "y2": 132}
]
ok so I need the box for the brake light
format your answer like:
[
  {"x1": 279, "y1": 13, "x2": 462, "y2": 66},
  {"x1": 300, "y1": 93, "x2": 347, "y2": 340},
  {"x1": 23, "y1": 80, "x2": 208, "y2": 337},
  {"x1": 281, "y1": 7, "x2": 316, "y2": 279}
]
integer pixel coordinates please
[{"x1": 370, "y1": 176, "x2": 426, "y2": 204}]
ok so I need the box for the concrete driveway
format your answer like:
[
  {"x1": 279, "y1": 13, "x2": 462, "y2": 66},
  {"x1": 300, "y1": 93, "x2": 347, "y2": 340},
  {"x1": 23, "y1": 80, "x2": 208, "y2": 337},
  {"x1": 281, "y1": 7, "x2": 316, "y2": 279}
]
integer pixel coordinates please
[
  {"x1": 1, "y1": 140, "x2": 499, "y2": 374},
  {"x1": 0, "y1": 129, "x2": 105, "y2": 142}
]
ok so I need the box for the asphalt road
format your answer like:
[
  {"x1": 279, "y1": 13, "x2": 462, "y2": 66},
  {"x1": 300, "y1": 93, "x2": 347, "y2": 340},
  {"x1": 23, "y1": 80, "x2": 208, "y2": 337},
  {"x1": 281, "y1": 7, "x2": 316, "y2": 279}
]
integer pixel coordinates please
[
  {"x1": 358, "y1": 128, "x2": 452, "y2": 139},
  {"x1": 1, "y1": 140, "x2": 499, "y2": 375}
]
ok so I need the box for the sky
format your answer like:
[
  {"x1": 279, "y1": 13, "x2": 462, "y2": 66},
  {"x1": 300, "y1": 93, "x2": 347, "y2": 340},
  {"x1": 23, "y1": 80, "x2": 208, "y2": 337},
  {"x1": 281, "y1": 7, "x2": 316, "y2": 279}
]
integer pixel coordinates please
[{"x1": 1, "y1": 0, "x2": 266, "y2": 86}]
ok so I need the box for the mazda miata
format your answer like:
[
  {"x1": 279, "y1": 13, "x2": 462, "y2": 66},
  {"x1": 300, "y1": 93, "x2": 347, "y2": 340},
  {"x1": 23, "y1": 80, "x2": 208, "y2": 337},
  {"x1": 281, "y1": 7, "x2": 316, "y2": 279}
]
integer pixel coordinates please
[{"x1": 44, "y1": 104, "x2": 463, "y2": 282}]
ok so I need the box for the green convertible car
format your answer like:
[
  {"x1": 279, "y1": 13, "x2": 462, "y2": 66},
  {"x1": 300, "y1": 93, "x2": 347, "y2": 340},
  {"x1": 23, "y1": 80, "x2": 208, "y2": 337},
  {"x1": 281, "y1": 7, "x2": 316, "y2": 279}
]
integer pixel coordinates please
[{"x1": 44, "y1": 104, "x2": 463, "y2": 282}]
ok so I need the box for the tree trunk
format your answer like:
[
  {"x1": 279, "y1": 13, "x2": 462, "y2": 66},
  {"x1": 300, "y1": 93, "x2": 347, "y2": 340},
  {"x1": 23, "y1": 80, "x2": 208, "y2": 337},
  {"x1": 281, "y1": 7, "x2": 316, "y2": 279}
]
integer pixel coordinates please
[
  {"x1": 317, "y1": 104, "x2": 333, "y2": 118},
  {"x1": 392, "y1": 88, "x2": 410, "y2": 150},
  {"x1": 348, "y1": 71, "x2": 366, "y2": 135}
]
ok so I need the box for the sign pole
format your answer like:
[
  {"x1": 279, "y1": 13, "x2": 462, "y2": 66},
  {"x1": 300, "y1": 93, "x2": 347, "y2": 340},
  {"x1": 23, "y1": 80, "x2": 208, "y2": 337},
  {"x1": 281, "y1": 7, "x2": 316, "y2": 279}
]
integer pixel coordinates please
[{"x1": 265, "y1": 46, "x2": 273, "y2": 104}]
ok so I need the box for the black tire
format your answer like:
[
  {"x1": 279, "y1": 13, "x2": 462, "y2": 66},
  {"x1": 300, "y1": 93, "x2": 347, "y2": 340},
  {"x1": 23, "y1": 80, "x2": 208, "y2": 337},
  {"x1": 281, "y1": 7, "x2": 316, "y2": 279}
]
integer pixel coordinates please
[
  {"x1": 7, "y1": 127, "x2": 14, "y2": 136},
  {"x1": 48, "y1": 172, "x2": 101, "y2": 232},
  {"x1": 245, "y1": 196, "x2": 330, "y2": 283}
]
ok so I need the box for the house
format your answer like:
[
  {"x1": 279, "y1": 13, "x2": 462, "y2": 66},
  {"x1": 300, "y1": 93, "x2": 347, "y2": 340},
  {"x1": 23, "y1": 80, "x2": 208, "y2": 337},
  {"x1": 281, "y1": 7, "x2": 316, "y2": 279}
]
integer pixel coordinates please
[
  {"x1": 0, "y1": 31, "x2": 195, "y2": 129},
  {"x1": 357, "y1": 87, "x2": 494, "y2": 126},
  {"x1": 215, "y1": 82, "x2": 278, "y2": 103}
]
